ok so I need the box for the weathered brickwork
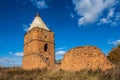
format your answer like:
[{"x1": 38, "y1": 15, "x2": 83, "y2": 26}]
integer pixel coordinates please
[
  {"x1": 61, "y1": 46, "x2": 114, "y2": 71},
  {"x1": 22, "y1": 27, "x2": 55, "y2": 70}
]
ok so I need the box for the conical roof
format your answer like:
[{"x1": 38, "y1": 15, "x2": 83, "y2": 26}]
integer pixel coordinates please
[{"x1": 28, "y1": 13, "x2": 49, "y2": 31}]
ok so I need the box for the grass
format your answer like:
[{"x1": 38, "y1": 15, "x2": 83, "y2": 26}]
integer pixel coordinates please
[{"x1": 0, "y1": 66, "x2": 120, "y2": 80}]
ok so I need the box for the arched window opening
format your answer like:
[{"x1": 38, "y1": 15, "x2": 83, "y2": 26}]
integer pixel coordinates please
[{"x1": 44, "y1": 44, "x2": 48, "y2": 52}]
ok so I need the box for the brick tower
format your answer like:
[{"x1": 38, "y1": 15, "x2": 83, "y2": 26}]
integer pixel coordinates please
[{"x1": 22, "y1": 13, "x2": 55, "y2": 70}]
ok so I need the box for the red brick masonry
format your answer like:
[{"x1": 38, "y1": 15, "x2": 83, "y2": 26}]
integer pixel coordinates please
[
  {"x1": 22, "y1": 27, "x2": 55, "y2": 70},
  {"x1": 61, "y1": 46, "x2": 114, "y2": 71}
]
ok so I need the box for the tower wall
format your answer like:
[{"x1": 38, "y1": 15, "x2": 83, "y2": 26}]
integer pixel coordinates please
[{"x1": 22, "y1": 27, "x2": 55, "y2": 70}]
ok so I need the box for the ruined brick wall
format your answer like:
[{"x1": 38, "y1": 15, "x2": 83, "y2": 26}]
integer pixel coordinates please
[
  {"x1": 61, "y1": 46, "x2": 114, "y2": 71},
  {"x1": 22, "y1": 27, "x2": 55, "y2": 70}
]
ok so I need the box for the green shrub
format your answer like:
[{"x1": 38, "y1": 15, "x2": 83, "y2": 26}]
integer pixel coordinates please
[{"x1": 108, "y1": 44, "x2": 120, "y2": 64}]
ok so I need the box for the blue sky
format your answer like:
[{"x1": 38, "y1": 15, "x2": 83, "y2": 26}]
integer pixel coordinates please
[{"x1": 0, "y1": 0, "x2": 120, "y2": 67}]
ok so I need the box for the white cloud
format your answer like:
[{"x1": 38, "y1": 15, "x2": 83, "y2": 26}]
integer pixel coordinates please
[
  {"x1": 0, "y1": 57, "x2": 8, "y2": 63},
  {"x1": 55, "y1": 47, "x2": 66, "y2": 59},
  {"x1": 30, "y1": 0, "x2": 48, "y2": 9},
  {"x1": 55, "y1": 47, "x2": 66, "y2": 55},
  {"x1": 15, "y1": 52, "x2": 23, "y2": 57},
  {"x1": 23, "y1": 24, "x2": 29, "y2": 32},
  {"x1": 55, "y1": 50, "x2": 66, "y2": 60},
  {"x1": 0, "y1": 57, "x2": 22, "y2": 67},
  {"x1": 111, "y1": 22, "x2": 117, "y2": 26},
  {"x1": 100, "y1": 18, "x2": 108, "y2": 24},
  {"x1": 109, "y1": 39, "x2": 120, "y2": 45},
  {"x1": 115, "y1": 13, "x2": 120, "y2": 20},
  {"x1": 72, "y1": 0, "x2": 116, "y2": 25},
  {"x1": 55, "y1": 47, "x2": 66, "y2": 51},
  {"x1": 108, "y1": 8, "x2": 114, "y2": 17},
  {"x1": 0, "y1": 51, "x2": 23, "y2": 67},
  {"x1": 99, "y1": 8, "x2": 115, "y2": 25},
  {"x1": 55, "y1": 50, "x2": 66, "y2": 55}
]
